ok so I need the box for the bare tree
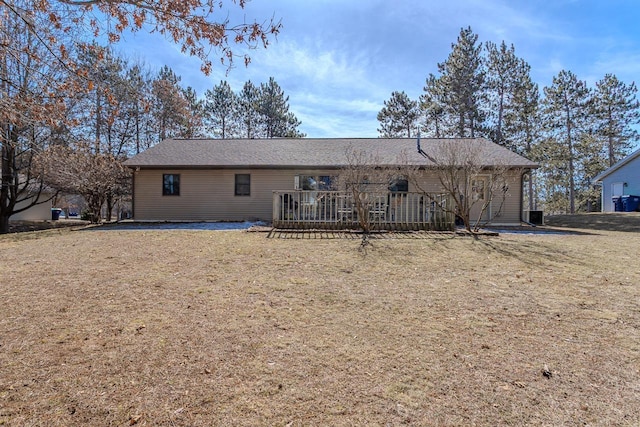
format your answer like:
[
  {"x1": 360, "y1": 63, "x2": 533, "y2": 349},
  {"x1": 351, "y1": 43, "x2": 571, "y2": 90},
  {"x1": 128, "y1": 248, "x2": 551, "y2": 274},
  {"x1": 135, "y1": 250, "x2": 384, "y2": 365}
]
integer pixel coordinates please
[
  {"x1": 413, "y1": 139, "x2": 513, "y2": 232},
  {"x1": 334, "y1": 148, "x2": 406, "y2": 245},
  {"x1": 0, "y1": 2, "x2": 67, "y2": 233},
  {"x1": 38, "y1": 143, "x2": 130, "y2": 223}
]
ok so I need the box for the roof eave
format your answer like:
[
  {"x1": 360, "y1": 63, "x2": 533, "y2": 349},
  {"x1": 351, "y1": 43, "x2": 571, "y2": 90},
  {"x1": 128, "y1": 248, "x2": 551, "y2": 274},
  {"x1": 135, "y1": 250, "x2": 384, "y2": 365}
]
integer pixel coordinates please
[{"x1": 593, "y1": 148, "x2": 640, "y2": 182}]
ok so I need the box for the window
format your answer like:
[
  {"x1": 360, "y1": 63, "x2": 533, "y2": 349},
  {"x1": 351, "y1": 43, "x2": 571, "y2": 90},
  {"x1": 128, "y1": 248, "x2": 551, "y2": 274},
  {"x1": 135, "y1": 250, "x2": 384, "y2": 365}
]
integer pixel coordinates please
[
  {"x1": 163, "y1": 174, "x2": 180, "y2": 196},
  {"x1": 472, "y1": 178, "x2": 485, "y2": 201},
  {"x1": 299, "y1": 175, "x2": 335, "y2": 190},
  {"x1": 235, "y1": 174, "x2": 251, "y2": 196},
  {"x1": 301, "y1": 176, "x2": 317, "y2": 190},
  {"x1": 388, "y1": 178, "x2": 409, "y2": 192}
]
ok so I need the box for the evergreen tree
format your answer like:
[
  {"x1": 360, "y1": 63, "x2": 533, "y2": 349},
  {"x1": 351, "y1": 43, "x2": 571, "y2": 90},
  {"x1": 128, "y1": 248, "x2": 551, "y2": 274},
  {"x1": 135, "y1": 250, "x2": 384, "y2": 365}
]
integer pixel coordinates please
[
  {"x1": 257, "y1": 77, "x2": 304, "y2": 138},
  {"x1": 75, "y1": 44, "x2": 131, "y2": 154},
  {"x1": 503, "y1": 64, "x2": 542, "y2": 209},
  {"x1": 485, "y1": 41, "x2": 520, "y2": 146},
  {"x1": 124, "y1": 63, "x2": 154, "y2": 154},
  {"x1": 593, "y1": 74, "x2": 640, "y2": 167},
  {"x1": 182, "y1": 86, "x2": 205, "y2": 138},
  {"x1": 542, "y1": 70, "x2": 591, "y2": 214},
  {"x1": 436, "y1": 26, "x2": 486, "y2": 138},
  {"x1": 152, "y1": 66, "x2": 189, "y2": 141},
  {"x1": 236, "y1": 80, "x2": 261, "y2": 139},
  {"x1": 204, "y1": 80, "x2": 237, "y2": 138},
  {"x1": 575, "y1": 133, "x2": 607, "y2": 211},
  {"x1": 377, "y1": 91, "x2": 419, "y2": 138},
  {"x1": 420, "y1": 74, "x2": 448, "y2": 138}
]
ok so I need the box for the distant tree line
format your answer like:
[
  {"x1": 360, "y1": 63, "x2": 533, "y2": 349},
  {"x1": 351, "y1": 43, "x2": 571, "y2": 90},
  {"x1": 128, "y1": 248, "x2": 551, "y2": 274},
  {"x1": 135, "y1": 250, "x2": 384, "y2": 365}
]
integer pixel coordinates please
[
  {"x1": 377, "y1": 26, "x2": 640, "y2": 215},
  {"x1": 1, "y1": 32, "x2": 304, "y2": 230},
  {"x1": 1, "y1": 0, "x2": 283, "y2": 233}
]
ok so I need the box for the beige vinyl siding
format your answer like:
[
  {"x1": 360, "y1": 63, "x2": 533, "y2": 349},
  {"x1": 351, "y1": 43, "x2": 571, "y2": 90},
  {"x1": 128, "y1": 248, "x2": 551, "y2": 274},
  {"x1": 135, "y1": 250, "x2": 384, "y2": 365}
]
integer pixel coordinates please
[
  {"x1": 133, "y1": 168, "x2": 339, "y2": 221},
  {"x1": 10, "y1": 194, "x2": 52, "y2": 221},
  {"x1": 497, "y1": 171, "x2": 524, "y2": 224},
  {"x1": 133, "y1": 168, "x2": 524, "y2": 225},
  {"x1": 411, "y1": 170, "x2": 523, "y2": 225}
]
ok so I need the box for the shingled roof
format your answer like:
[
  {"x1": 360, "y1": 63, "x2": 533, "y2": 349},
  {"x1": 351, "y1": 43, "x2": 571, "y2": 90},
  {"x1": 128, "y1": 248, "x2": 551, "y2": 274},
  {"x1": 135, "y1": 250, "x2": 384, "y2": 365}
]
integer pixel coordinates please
[{"x1": 124, "y1": 137, "x2": 538, "y2": 169}]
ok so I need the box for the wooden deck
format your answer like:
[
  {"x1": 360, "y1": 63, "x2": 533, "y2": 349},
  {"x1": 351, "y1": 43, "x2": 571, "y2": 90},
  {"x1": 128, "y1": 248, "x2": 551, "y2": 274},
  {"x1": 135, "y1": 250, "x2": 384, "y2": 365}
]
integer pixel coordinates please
[{"x1": 272, "y1": 191, "x2": 455, "y2": 231}]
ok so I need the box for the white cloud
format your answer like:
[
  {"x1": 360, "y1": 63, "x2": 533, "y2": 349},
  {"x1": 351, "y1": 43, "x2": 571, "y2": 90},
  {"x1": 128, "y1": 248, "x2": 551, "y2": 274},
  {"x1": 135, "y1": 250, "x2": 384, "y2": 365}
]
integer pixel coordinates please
[{"x1": 116, "y1": 0, "x2": 640, "y2": 138}]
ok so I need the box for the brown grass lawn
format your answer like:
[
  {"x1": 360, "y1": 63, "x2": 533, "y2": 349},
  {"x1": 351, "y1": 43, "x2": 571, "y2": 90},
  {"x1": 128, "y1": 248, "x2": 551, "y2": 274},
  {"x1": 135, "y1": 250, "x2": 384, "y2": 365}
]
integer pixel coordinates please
[{"x1": 1, "y1": 216, "x2": 639, "y2": 426}]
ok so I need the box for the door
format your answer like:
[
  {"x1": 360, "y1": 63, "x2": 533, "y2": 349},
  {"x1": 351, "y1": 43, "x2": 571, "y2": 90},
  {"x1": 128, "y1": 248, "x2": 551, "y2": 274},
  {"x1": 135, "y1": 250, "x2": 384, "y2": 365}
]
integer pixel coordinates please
[
  {"x1": 469, "y1": 177, "x2": 490, "y2": 223},
  {"x1": 612, "y1": 182, "x2": 624, "y2": 196},
  {"x1": 602, "y1": 182, "x2": 624, "y2": 212}
]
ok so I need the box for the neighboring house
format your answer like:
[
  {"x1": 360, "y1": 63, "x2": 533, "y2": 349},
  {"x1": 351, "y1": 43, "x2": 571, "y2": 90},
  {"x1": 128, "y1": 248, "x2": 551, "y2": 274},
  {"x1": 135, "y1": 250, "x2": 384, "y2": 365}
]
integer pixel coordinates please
[
  {"x1": 593, "y1": 148, "x2": 640, "y2": 212},
  {"x1": 9, "y1": 193, "x2": 53, "y2": 221},
  {"x1": 124, "y1": 137, "x2": 537, "y2": 228}
]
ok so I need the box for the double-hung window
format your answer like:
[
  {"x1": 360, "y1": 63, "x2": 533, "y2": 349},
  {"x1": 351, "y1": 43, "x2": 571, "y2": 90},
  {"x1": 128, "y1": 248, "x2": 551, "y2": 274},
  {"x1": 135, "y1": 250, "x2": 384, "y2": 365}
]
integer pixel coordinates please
[
  {"x1": 163, "y1": 174, "x2": 180, "y2": 196},
  {"x1": 235, "y1": 174, "x2": 251, "y2": 196}
]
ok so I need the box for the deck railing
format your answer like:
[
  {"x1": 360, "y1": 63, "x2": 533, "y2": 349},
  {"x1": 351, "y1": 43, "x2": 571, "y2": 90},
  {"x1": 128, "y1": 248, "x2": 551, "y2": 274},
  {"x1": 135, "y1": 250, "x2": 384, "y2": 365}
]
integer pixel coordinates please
[{"x1": 273, "y1": 191, "x2": 454, "y2": 231}]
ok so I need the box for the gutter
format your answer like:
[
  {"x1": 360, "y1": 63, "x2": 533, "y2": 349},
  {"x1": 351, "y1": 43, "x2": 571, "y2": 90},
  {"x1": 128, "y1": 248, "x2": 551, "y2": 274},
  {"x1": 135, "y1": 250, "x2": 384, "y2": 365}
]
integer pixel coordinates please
[{"x1": 520, "y1": 169, "x2": 536, "y2": 227}]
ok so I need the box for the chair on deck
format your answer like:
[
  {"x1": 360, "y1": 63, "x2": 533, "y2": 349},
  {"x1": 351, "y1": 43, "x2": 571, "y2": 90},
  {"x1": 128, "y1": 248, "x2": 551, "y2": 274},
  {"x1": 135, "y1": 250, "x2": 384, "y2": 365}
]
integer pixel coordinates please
[
  {"x1": 281, "y1": 193, "x2": 298, "y2": 220},
  {"x1": 369, "y1": 199, "x2": 388, "y2": 222}
]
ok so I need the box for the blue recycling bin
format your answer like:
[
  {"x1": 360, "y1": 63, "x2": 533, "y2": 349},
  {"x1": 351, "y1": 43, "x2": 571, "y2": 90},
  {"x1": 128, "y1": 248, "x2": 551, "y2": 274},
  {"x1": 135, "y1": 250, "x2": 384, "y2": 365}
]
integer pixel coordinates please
[
  {"x1": 51, "y1": 208, "x2": 62, "y2": 220},
  {"x1": 621, "y1": 195, "x2": 640, "y2": 212},
  {"x1": 612, "y1": 196, "x2": 623, "y2": 212}
]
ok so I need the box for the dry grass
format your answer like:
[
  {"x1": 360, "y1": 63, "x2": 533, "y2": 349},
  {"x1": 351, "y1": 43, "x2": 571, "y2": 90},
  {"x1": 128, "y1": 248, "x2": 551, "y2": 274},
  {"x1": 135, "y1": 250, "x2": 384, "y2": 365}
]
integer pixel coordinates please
[
  {"x1": 546, "y1": 212, "x2": 640, "y2": 232},
  {"x1": 1, "y1": 216, "x2": 639, "y2": 426}
]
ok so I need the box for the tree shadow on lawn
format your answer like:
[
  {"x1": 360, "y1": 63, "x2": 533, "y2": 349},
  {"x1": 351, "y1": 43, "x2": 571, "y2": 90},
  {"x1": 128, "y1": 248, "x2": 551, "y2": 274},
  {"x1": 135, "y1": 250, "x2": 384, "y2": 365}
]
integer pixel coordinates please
[
  {"x1": 469, "y1": 237, "x2": 589, "y2": 269},
  {"x1": 545, "y1": 212, "x2": 640, "y2": 233}
]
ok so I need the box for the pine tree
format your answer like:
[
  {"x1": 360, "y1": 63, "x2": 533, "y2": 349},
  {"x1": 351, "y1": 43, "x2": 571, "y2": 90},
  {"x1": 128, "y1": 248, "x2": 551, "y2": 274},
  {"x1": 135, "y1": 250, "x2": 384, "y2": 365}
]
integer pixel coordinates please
[
  {"x1": 542, "y1": 70, "x2": 591, "y2": 214},
  {"x1": 436, "y1": 26, "x2": 486, "y2": 138},
  {"x1": 593, "y1": 74, "x2": 640, "y2": 167},
  {"x1": 75, "y1": 44, "x2": 130, "y2": 154},
  {"x1": 503, "y1": 64, "x2": 541, "y2": 209},
  {"x1": 485, "y1": 41, "x2": 521, "y2": 145},
  {"x1": 377, "y1": 91, "x2": 419, "y2": 138},
  {"x1": 182, "y1": 86, "x2": 205, "y2": 138},
  {"x1": 257, "y1": 77, "x2": 304, "y2": 138},
  {"x1": 575, "y1": 133, "x2": 607, "y2": 211},
  {"x1": 152, "y1": 66, "x2": 189, "y2": 141},
  {"x1": 204, "y1": 80, "x2": 237, "y2": 138},
  {"x1": 124, "y1": 63, "x2": 154, "y2": 154},
  {"x1": 236, "y1": 80, "x2": 261, "y2": 139},
  {"x1": 420, "y1": 74, "x2": 448, "y2": 138}
]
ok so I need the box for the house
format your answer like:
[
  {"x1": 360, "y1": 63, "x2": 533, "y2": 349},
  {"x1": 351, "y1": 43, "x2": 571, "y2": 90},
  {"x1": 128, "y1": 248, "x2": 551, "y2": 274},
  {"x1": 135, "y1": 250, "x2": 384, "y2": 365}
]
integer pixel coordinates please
[
  {"x1": 593, "y1": 148, "x2": 640, "y2": 212},
  {"x1": 124, "y1": 137, "x2": 537, "y2": 229},
  {"x1": 9, "y1": 194, "x2": 53, "y2": 221},
  {"x1": 2, "y1": 175, "x2": 55, "y2": 222}
]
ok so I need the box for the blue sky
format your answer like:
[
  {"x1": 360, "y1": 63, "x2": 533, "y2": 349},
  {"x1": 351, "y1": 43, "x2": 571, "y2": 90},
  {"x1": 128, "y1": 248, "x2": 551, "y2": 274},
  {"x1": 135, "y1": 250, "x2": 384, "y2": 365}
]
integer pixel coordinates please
[{"x1": 120, "y1": 0, "x2": 640, "y2": 138}]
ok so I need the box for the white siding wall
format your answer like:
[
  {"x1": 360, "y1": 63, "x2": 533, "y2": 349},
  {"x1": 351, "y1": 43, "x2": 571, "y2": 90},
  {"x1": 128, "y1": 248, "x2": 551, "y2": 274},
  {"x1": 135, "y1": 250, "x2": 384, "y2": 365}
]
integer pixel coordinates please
[{"x1": 600, "y1": 155, "x2": 640, "y2": 211}]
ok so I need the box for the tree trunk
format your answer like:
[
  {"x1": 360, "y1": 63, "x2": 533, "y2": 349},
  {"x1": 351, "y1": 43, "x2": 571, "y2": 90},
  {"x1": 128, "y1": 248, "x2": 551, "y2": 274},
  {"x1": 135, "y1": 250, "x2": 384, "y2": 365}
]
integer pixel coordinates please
[
  {"x1": 567, "y1": 121, "x2": 575, "y2": 214},
  {"x1": 1, "y1": 130, "x2": 16, "y2": 234},
  {"x1": 106, "y1": 192, "x2": 114, "y2": 222},
  {"x1": 0, "y1": 213, "x2": 9, "y2": 234}
]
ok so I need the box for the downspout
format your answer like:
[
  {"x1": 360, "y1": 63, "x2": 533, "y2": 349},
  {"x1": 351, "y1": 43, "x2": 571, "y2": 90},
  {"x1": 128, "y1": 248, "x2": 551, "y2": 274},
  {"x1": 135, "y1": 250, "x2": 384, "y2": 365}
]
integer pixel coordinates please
[
  {"x1": 131, "y1": 168, "x2": 137, "y2": 220},
  {"x1": 520, "y1": 169, "x2": 536, "y2": 227}
]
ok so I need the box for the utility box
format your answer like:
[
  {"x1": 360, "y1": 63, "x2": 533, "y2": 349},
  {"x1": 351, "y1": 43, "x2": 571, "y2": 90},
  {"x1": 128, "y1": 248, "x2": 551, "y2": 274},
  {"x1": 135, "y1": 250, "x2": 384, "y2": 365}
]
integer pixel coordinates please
[{"x1": 524, "y1": 210, "x2": 544, "y2": 225}]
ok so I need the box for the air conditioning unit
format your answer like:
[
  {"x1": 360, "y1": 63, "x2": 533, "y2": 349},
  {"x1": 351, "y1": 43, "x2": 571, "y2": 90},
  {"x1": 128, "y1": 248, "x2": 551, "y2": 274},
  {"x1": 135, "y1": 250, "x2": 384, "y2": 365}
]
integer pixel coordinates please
[{"x1": 524, "y1": 210, "x2": 544, "y2": 225}]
